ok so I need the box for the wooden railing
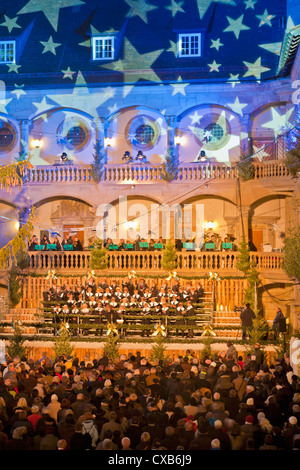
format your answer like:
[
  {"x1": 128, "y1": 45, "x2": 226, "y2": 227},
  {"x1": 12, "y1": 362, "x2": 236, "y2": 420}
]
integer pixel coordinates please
[
  {"x1": 25, "y1": 161, "x2": 291, "y2": 184},
  {"x1": 24, "y1": 250, "x2": 284, "y2": 274}
]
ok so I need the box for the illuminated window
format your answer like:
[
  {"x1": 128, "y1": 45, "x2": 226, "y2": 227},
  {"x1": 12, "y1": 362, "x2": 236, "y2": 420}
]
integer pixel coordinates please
[
  {"x1": 92, "y1": 36, "x2": 115, "y2": 60},
  {"x1": 178, "y1": 33, "x2": 201, "y2": 58},
  {"x1": 135, "y1": 124, "x2": 155, "y2": 146},
  {"x1": 204, "y1": 123, "x2": 224, "y2": 144},
  {"x1": 0, "y1": 41, "x2": 15, "y2": 63}
]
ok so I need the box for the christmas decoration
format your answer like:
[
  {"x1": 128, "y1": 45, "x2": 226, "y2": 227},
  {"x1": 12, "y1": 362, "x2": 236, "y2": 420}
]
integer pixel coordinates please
[
  {"x1": 52, "y1": 322, "x2": 74, "y2": 358},
  {"x1": 89, "y1": 238, "x2": 108, "y2": 270},
  {"x1": 201, "y1": 324, "x2": 216, "y2": 337},
  {"x1": 166, "y1": 270, "x2": 178, "y2": 281},
  {"x1": 0, "y1": 158, "x2": 33, "y2": 193},
  {"x1": 0, "y1": 207, "x2": 36, "y2": 269},
  {"x1": 46, "y1": 270, "x2": 58, "y2": 280},
  {"x1": 90, "y1": 139, "x2": 107, "y2": 183},
  {"x1": 152, "y1": 323, "x2": 167, "y2": 337},
  {"x1": 161, "y1": 240, "x2": 177, "y2": 272},
  {"x1": 161, "y1": 145, "x2": 179, "y2": 182}
]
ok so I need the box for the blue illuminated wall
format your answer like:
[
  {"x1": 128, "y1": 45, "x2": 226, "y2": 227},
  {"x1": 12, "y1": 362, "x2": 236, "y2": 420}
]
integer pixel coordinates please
[{"x1": 0, "y1": 0, "x2": 299, "y2": 165}]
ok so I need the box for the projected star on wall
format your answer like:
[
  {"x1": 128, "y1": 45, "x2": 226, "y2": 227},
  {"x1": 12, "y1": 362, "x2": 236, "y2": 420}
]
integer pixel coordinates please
[
  {"x1": 0, "y1": 15, "x2": 21, "y2": 33},
  {"x1": 17, "y1": 0, "x2": 86, "y2": 32},
  {"x1": 259, "y1": 43, "x2": 282, "y2": 56},
  {"x1": 227, "y1": 97, "x2": 248, "y2": 116},
  {"x1": 61, "y1": 67, "x2": 76, "y2": 79},
  {"x1": 167, "y1": 40, "x2": 177, "y2": 57},
  {"x1": 227, "y1": 73, "x2": 240, "y2": 87},
  {"x1": 11, "y1": 84, "x2": 26, "y2": 100},
  {"x1": 210, "y1": 38, "x2": 224, "y2": 51},
  {"x1": 171, "y1": 76, "x2": 188, "y2": 95},
  {"x1": 223, "y1": 14, "x2": 250, "y2": 39},
  {"x1": 244, "y1": 0, "x2": 257, "y2": 9},
  {"x1": 189, "y1": 111, "x2": 202, "y2": 125},
  {"x1": 32, "y1": 97, "x2": 53, "y2": 121},
  {"x1": 100, "y1": 39, "x2": 163, "y2": 83},
  {"x1": 0, "y1": 98, "x2": 12, "y2": 114},
  {"x1": 261, "y1": 106, "x2": 294, "y2": 137},
  {"x1": 252, "y1": 144, "x2": 270, "y2": 162},
  {"x1": 165, "y1": 0, "x2": 185, "y2": 17},
  {"x1": 7, "y1": 64, "x2": 21, "y2": 73},
  {"x1": 195, "y1": 0, "x2": 236, "y2": 20},
  {"x1": 124, "y1": 0, "x2": 158, "y2": 23},
  {"x1": 256, "y1": 9, "x2": 276, "y2": 27},
  {"x1": 208, "y1": 60, "x2": 221, "y2": 72},
  {"x1": 243, "y1": 57, "x2": 270, "y2": 79},
  {"x1": 40, "y1": 36, "x2": 62, "y2": 55}
]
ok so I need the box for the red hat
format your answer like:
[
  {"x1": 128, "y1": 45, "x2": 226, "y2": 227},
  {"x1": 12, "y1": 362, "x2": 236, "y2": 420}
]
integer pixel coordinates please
[{"x1": 246, "y1": 415, "x2": 254, "y2": 424}]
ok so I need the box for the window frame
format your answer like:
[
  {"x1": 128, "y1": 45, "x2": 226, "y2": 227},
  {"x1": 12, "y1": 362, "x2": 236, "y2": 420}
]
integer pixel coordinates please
[
  {"x1": 0, "y1": 40, "x2": 16, "y2": 64},
  {"x1": 92, "y1": 36, "x2": 115, "y2": 61},
  {"x1": 177, "y1": 33, "x2": 201, "y2": 58}
]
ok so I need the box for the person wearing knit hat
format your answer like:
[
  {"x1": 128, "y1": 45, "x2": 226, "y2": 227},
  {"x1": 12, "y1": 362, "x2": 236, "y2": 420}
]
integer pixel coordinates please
[{"x1": 211, "y1": 438, "x2": 221, "y2": 449}]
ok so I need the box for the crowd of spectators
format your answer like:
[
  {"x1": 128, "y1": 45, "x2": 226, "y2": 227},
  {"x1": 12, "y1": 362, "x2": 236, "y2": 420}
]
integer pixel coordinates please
[{"x1": 0, "y1": 345, "x2": 299, "y2": 451}]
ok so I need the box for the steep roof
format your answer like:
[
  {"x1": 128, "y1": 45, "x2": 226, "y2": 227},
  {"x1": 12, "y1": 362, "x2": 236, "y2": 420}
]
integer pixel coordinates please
[{"x1": 0, "y1": 0, "x2": 295, "y2": 89}]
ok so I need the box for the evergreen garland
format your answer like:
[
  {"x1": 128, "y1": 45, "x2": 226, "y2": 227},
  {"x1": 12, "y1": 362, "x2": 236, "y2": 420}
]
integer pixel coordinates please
[
  {"x1": 89, "y1": 238, "x2": 108, "y2": 270},
  {"x1": 282, "y1": 226, "x2": 300, "y2": 280},
  {"x1": 7, "y1": 323, "x2": 27, "y2": 358},
  {"x1": 237, "y1": 237, "x2": 260, "y2": 308},
  {"x1": 90, "y1": 139, "x2": 107, "y2": 183},
  {"x1": 161, "y1": 145, "x2": 179, "y2": 182},
  {"x1": 237, "y1": 148, "x2": 255, "y2": 181},
  {"x1": 161, "y1": 240, "x2": 177, "y2": 271},
  {"x1": 52, "y1": 323, "x2": 74, "y2": 358}
]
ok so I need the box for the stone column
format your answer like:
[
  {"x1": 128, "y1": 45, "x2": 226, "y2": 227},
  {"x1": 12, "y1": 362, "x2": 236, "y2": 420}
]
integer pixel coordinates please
[
  {"x1": 239, "y1": 114, "x2": 250, "y2": 155},
  {"x1": 166, "y1": 115, "x2": 178, "y2": 159},
  {"x1": 18, "y1": 119, "x2": 31, "y2": 157},
  {"x1": 93, "y1": 116, "x2": 108, "y2": 164}
]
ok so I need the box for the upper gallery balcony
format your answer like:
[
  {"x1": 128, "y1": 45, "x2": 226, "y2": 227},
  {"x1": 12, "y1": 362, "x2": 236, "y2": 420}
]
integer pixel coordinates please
[{"x1": 24, "y1": 160, "x2": 292, "y2": 185}]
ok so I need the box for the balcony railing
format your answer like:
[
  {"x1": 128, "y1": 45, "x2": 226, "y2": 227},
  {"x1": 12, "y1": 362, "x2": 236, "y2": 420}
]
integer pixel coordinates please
[
  {"x1": 24, "y1": 250, "x2": 284, "y2": 274},
  {"x1": 25, "y1": 161, "x2": 291, "y2": 185}
]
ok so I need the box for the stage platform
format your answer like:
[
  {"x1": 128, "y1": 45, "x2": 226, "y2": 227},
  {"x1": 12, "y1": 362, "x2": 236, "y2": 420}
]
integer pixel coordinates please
[{"x1": 0, "y1": 338, "x2": 279, "y2": 364}]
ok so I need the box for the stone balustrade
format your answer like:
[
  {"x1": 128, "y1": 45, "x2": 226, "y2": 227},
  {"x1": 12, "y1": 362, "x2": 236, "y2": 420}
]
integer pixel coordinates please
[
  {"x1": 24, "y1": 249, "x2": 284, "y2": 274},
  {"x1": 24, "y1": 160, "x2": 290, "y2": 184}
]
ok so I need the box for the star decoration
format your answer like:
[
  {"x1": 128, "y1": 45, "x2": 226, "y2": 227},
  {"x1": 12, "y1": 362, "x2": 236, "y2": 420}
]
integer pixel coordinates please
[
  {"x1": 227, "y1": 73, "x2": 240, "y2": 88},
  {"x1": 271, "y1": 223, "x2": 280, "y2": 232},
  {"x1": 189, "y1": 110, "x2": 202, "y2": 125},
  {"x1": 124, "y1": 0, "x2": 158, "y2": 23},
  {"x1": 61, "y1": 67, "x2": 76, "y2": 79},
  {"x1": 195, "y1": 0, "x2": 236, "y2": 20},
  {"x1": 18, "y1": 0, "x2": 85, "y2": 32},
  {"x1": 252, "y1": 144, "x2": 271, "y2": 162},
  {"x1": 11, "y1": 84, "x2": 26, "y2": 100},
  {"x1": 210, "y1": 38, "x2": 224, "y2": 51},
  {"x1": 223, "y1": 14, "x2": 250, "y2": 40},
  {"x1": 256, "y1": 9, "x2": 276, "y2": 27},
  {"x1": 259, "y1": 44, "x2": 282, "y2": 60},
  {"x1": 101, "y1": 39, "x2": 163, "y2": 83},
  {"x1": 167, "y1": 40, "x2": 177, "y2": 57},
  {"x1": 208, "y1": 60, "x2": 221, "y2": 72},
  {"x1": 165, "y1": 0, "x2": 185, "y2": 17},
  {"x1": 261, "y1": 106, "x2": 294, "y2": 137},
  {"x1": 0, "y1": 98, "x2": 12, "y2": 114},
  {"x1": 0, "y1": 15, "x2": 21, "y2": 33},
  {"x1": 244, "y1": 0, "x2": 257, "y2": 9},
  {"x1": 227, "y1": 97, "x2": 248, "y2": 116},
  {"x1": 170, "y1": 76, "x2": 189, "y2": 95},
  {"x1": 243, "y1": 57, "x2": 271, "y2": 79},
  {"x1": 40, "y1": 36, "x2": 62, "y2": 55},
  {"x1": 7, "y1": 64, "x2": 21, "y2": 73},
  {"x1": 32, "y1": 97, "x2": 52, "y2": 120}
]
